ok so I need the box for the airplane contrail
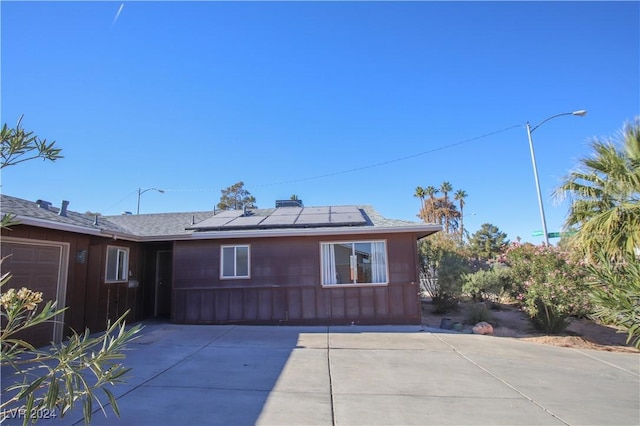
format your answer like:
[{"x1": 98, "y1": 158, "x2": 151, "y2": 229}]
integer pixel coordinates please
[{"x1": 112, "y1": 3, "x2": 124, "y2": 26}]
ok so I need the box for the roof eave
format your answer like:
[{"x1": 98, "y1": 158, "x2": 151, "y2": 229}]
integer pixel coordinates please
[
  {"x1": 187, "y1": 224, "x2": 442, "y2": 240},
  {"x1": 7, "y1": 215, "x2": 141, "y2": 242}
]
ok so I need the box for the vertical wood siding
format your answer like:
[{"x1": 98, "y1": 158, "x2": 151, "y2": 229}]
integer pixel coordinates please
[{"x1": 172, "y1": 233, "x2": 421, "y2": 325}]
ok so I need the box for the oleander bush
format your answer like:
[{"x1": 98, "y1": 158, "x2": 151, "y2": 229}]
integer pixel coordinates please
[{"x1": 504, "y1": 243, "x2": 592, "y2": 334}]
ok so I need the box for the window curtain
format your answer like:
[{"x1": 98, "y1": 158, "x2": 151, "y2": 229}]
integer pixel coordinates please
[
  {"x1": 370, "y1": 242, "x2": 387, "y2": 283},
  {"x1": 322, "y1": 243, "x2": 337, "y2": 285}
]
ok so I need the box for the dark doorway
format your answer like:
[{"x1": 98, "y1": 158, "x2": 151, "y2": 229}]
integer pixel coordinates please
[{"x1": 155, "y1": 250, "x2": 172, "y2": 318}]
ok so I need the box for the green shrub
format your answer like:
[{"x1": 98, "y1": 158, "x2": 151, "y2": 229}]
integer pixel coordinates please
[
  {"x1": 587, "y1": 251, "x2": 640, "y2": 349},
  {"x1": 419, "y1": 234, "x2": 470, "y2": 313},
  {"x1": 465, "y1": 303, "x2": 494, "y2": 325},
  {"x1": 462, "y1": 267, "x2": 510, "y2": 302},
  {"x1": 431, "y1": 294, "x2": 459, "y2": 314},
  {"x1": 505, "y1": 243, "x2": 591, "y2": 334}
]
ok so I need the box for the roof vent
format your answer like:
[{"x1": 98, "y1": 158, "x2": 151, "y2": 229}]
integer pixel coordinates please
[
  {"x1": 58, "y1": 200, "x2": 69, "y2": 217},
  {"x1": 276, "y1": 199, "x2": 303, "y2": 208},
  {"x1": 36, "y1": 199, "x2": 52, "y2": 210}
]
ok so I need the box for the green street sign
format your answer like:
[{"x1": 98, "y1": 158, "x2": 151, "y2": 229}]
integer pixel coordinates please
[
  {"x1": 532, "y1": 230, "x2": 544, "y2": 237},
  {"x1": 547, "y1": 232, "x2": 561, "y2": 238}
]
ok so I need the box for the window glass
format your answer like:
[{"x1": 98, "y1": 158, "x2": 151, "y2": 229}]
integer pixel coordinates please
[
  {"x1": 221, "y1": 245, "x2": 250, "y2": 279},
  {"x1": 236, "y1": 246, "x2": 249, "y2": 276},
  {"x1": 321, "y1": 241, "x2": 387, "y2": 286},
  {"x1": 106, "y1": 246, "x2": 128, "y2": 282}
]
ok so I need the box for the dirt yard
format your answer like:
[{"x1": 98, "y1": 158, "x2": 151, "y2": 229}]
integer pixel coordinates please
[{"x1": 421, "y1": 300, "x2": 639, "y2": 353}]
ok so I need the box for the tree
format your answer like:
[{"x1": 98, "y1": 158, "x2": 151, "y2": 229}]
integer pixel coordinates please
[
  {"x1": 439, "y1": 182, "x2": 453, "y2": 232},
  {"x1": 454, "y1": 189, "x2": 468, "y2": 240},
  {"x1": 217, "y1": 181, "x2": 257, "y2": 210},
  {"x1": 414, "y1": 186, "x2": 426, "y2": 220},
  {"x1": 290, "y1": 194, "x2": 299, "y2": 200},
  {"x1": 417, "y1": 183, "x2": 462, "y2": 233},
  {"x1": 424, "y1": 186, "x2": 438, "y2": 222},
  {"x1": 555, "y1": 118, "x2": 640, "y2": 259},
  {"x1": 587, "y1": 250, "x2": 640, "y2": 349},
  {"x1": 1, "y1": 115, "x2": 63, "y2": 169},
  {"x1": 468, "y1": 223, "x2": 509, "y2": 261},
  {"x1": 1, "y1": 117, "x2": 140, "y2": 424},
  {"x1": 418, "y1": 233, "x2": 470, "y2": 313}
]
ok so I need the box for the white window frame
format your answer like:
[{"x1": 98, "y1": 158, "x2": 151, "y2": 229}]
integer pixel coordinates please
[
  {"x1": 320, "y1": 240, "x2": 389, "y2": 287},
  {"x1": 220, "y1": 244, "x2": 251, "y2": 279},
  {"x1": 105, "y1": 245, "x2": 129, "y2": 283}
]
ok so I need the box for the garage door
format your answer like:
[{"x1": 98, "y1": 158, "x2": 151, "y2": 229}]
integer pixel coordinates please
[{"x1": 1, "y1": 238, "x2": 69, "y2": 346}]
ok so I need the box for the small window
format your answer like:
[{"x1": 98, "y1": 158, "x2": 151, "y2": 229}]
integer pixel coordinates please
[
  {"x1": 321, "y1": 241, "x2": 388, "y2": 286},
  {"x1": 106, "y1": 246, "x2": 129, "y2": 282},
  {"x1": 221, "y1": 245, "x2": 250, "y2": 279}
]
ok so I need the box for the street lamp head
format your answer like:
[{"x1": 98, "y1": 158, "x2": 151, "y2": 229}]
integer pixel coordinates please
[{"x1": 572, "y1": 110, "x2": 587, "y2": 117}]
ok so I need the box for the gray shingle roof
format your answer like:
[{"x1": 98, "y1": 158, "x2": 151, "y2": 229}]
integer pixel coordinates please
[
  {"x1": 2, "y1": 194, "x2": 437, "y2": 241},
  {"x1": 0, "y1": 194, "x2": 129, "y2": 235}
]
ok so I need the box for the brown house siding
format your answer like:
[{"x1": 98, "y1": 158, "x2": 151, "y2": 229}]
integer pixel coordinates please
[
  {"x1": 1, "y1": 225, "x2": 143, "y2": 346},
  {"x1": 172, "y1": 233, "x2": 421, "y2": 325}
]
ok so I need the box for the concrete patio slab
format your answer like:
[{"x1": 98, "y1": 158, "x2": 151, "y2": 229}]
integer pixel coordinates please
[
  {"x1": 332, "y1": 393, "x2": 566, "y2": 425},
  {"x1": 3, "y1": 323, "x2": 638, "y2": 426}
]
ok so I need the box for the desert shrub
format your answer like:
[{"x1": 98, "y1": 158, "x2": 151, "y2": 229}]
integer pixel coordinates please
[
  {"x1": 505, "y1": 243, "x2": 591, "y2": 333},
  {"x1": 431, "y1": 294, "x2": 459, "y2": 314},
  {"x1": 419, "y1": 234, "x2": 470, "y2": 313},
  {"x1": 587, "y1": 251, "x2": 640, "y2": 349},
  {"x1": 462, "y1": 266, "x2": 511, "y2": 302},
  {"x1": 465, "y1": 303, "x2": 494, "y2": 325}
]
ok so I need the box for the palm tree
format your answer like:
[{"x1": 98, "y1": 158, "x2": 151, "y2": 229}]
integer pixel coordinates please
[
  {"x1": 440, "y1": 182, "x2": 453, "y2": 203},
  {"x1": 439, "y1": 182, "x2": 453, "y2": 232},
  {"x1": 414, "y1": 186, "x2": 426, "y2": 220},
  {"x1": 554, "y1": 118, "x2": 640, "y2": 259},
  {"x1": 423, "y1": 186, "x2": 439, "y2": 223},
  {"x1": 454, "y1": 189, "x2": 468, "y2": 240}
]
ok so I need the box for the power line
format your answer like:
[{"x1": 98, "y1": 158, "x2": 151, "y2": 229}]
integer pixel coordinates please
[
  {"x1": 102, "y1": 123, "x2": 522, "y2": 212},
  {"x1": 256, "y1": 124, "x2": 522, "y2": 187}
]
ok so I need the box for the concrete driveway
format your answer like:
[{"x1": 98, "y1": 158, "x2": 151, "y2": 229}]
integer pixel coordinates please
[{"x1": 5, "y1": 323, "x2": 639, "y2": 425}]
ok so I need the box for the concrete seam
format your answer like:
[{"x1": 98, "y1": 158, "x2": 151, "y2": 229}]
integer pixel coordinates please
[
  {"x1": 434, "y1": 334, "x2": 571, "y2": 426},
  {"x1": 570, "y1": 348, "x2": 640, "y2": 377},
  {"x1": 327, "y1": 327, "x2": 337, "y2": 426}
]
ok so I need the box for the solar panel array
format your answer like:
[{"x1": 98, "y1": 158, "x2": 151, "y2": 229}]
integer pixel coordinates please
[{"x1": 189, "y1": 206, "x2": 367, "y2": 231}]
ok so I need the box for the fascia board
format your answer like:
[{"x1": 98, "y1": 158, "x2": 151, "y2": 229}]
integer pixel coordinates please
[
  {"x1": 186, "y1": 225, "x2": 442, "y2": 240},
  {"x1": 10, "y1": 216, "x2": 140, "y2": 242}
]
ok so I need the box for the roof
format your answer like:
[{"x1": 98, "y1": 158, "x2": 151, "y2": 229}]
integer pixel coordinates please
[{"x1": 1, "y1": 194, "x2": 441, "y2": 241}]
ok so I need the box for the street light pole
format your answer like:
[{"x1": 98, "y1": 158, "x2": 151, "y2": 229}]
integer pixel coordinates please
[
  {"x1": 525, "y1": 110, "x2": 587, "y2": 245},
  {"x1": 137, "y1": 187, "x2": 165, "y2": 215}
]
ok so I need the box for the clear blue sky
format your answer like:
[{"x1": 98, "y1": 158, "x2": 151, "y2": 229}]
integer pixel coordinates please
[{"x1": 2, "y1": 1, "x2": 638, "y2": 243}]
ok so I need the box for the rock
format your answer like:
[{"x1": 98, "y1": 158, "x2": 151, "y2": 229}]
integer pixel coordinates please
[{"x1": 473, "y1": 321, "x2": 494, "y2": 335}]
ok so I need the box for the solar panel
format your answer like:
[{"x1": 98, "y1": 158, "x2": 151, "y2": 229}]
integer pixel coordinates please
[
  {"x1": 189, "y1": 205, "x2": 369, "y2": 231},
  {"x1": 214, "y1": 210, "x2": 244, "y2": 218},
  {"x1": 224, "y1": 215, "x2": 266, "y2": 227},
  {"x1": 295, "y1": 213, "x2": 330, "y2": 225},
  {"x1": 331, "y1": 212, "x2": 367, "y2": 225},
  {"x1": 270, "y1": 207, "x2": 303, "y2": 216},
  {"x1": 331, "y1": 206, "x2": 361, "y2": 214},
  {"x1": 260, "y1": 214, "x2": 298, "y2": 226},
  {"x1": 301, "y1": 206, "x2": 330, "y2": 215}
]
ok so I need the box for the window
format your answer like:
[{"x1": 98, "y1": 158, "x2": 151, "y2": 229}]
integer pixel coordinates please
[
  {"x1": 221, "y1": 245, "x2": 250, "y2": 279},
  {"x1": 106, "y1": 246, "x2": 129, "y2": 282},
  {"x1": 321, "y1": 241, "x2": 388, "y2": 286}
]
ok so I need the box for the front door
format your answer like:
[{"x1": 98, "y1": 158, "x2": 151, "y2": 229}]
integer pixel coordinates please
[{"x1": 155, "y1": 250, "x2": 172, "y2": 317}]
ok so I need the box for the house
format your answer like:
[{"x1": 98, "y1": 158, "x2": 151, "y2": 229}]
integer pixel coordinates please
[{"x1": 1, "y1": 194, "x2": 440, "y2": 346}]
